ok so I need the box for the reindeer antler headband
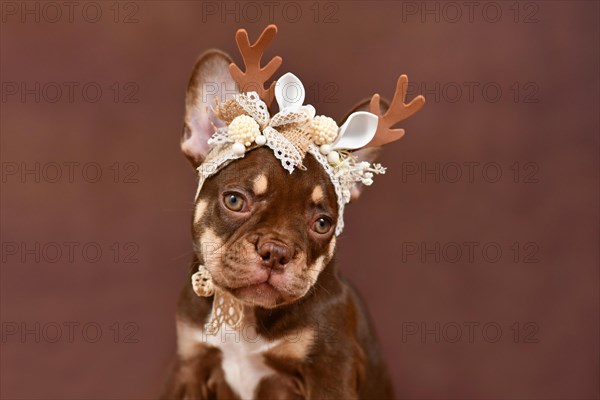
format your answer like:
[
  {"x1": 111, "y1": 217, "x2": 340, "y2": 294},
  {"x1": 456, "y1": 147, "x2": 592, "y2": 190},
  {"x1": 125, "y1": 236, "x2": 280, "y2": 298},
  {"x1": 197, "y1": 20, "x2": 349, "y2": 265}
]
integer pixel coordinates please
[{"x1": 196, "y1": 24, "x2": 425, "y2": 236}]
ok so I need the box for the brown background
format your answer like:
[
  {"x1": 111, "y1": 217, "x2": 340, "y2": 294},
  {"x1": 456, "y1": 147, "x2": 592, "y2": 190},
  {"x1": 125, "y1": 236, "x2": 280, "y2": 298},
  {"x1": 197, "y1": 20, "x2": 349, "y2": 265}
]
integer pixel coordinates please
[{"x1": 1, "y1": 1, "x2": 598, "y2": 399}]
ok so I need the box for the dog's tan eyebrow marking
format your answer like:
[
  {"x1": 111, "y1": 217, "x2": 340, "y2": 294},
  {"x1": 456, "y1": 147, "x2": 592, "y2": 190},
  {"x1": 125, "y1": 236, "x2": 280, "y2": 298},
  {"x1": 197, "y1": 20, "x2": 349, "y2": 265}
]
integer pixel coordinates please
[
  {"x1": 311, "y1": 185, "x2": 324, "y2": 203},
  {"x1": 194, "y1": 200, "x2": 208, "y2": 223},
  {"x1": 253, "y1": 174, "x2": 268, "y2": 195},
  {"x1": 306, "y1": 236, "x2": 337, "y2": 280},
  {"x1": 327, "y1": 236, "x2": 336, "y2": 258}
]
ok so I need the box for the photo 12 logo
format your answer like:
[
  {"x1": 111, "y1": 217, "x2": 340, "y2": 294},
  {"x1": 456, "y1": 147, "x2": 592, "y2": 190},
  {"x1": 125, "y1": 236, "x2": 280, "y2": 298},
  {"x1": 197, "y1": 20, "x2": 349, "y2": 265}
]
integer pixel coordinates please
[
  {"x1": 1, "y1": 161, "x2": 140, "y2": 184},
  {"x1": 1, "y1": 241, "x2": 140, "y2": 265},
  {"x1": 1, "y1": 82, "x2": 140, "y2": 104},
  {"x1": 400, "y1": 161, "x2": 540, "y2": 184},
  {"x1": 400, "y1": 1, "x2": 540, "y2": 24},
  {"x1": 201, "y1": 80, "x2": 339, "y2": 105},
  {"x1": 400, "y1": 241, "x2": 540, "y2": 264},
  {"x1": 401, "y1": 321, "x2": 540, "y2": 344},
  {"x1": 1, "y1": 1, "x2": 140, "y2": 24},
  {"x1": 200, "y1": 1, "x2": 340, "y2": 24},
  {"x1": 405, "y1": 81, "x2": 540, "y2": 104},
  {"x1": 1, "y1": 321, "x2": 140, "y2": 344},
  {"x1": 196, "y1": 319, "x2": 340, "y2": 345}
]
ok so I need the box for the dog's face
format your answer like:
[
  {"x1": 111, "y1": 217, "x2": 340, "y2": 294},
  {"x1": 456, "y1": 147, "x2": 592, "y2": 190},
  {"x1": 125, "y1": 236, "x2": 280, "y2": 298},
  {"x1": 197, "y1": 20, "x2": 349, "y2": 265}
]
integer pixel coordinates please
[{"x1": 193, "y1": 148, "x2": 337, "y2": 308}]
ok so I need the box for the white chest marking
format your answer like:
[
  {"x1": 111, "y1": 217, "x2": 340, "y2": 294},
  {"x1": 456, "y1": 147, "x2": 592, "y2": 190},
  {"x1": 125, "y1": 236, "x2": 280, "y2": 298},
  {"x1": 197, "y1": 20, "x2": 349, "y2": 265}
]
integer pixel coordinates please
[{"x1": 178, "y1": 320, "x2": 277, "y2": 400}]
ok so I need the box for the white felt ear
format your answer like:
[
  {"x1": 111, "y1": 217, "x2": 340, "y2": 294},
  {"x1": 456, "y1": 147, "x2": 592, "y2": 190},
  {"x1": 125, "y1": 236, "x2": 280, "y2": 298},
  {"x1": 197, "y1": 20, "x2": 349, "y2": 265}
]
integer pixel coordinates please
[
  {"x1": 181, "y1": 50, "x2": 238, "y2": 167},
  {"x1": 332, "y1": 111, "x2": 378, "y2": 150},
  {"x1": 275, "y1": 72, "x2": 305, "y2": 111}
]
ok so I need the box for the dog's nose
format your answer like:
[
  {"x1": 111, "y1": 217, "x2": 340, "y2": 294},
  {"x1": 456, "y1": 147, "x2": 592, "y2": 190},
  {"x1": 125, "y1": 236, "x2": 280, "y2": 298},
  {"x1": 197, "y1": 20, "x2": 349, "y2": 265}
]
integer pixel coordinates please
[{"x1": 258, "y1": 241, "x2": 291, "y2": 270}]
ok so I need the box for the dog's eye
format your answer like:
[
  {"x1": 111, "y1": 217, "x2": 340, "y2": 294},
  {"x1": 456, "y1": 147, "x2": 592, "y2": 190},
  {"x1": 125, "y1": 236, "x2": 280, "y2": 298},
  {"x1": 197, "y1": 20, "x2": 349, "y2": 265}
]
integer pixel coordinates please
[
  {"x1": 223, "y1": 193, "x2": 245, "y2": 212},
  {"x1": 313, "y1": 217, "x2": 332, "y2": 234}
]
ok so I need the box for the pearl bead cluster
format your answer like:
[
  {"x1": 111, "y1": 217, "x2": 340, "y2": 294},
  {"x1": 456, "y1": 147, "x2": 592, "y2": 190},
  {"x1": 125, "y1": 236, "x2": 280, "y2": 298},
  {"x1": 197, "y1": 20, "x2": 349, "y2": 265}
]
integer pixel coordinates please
[
  {"x1": 308, "y1": 115, "x2": 342, "y2": 165},
  {"x1": 228, "y1": 115, "x2": 260, "y2": 146},
  {"x1": 228, "y1": 115, "x2": 267, "y2": 155},
  {"x1": 310, "y1": 115, "x2": 338, "y2": 145}
]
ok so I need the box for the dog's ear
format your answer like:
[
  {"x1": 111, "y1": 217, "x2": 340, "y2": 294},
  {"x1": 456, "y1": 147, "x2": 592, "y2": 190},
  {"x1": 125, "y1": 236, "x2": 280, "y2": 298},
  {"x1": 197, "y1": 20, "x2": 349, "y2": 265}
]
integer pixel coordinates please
[
  {"x1": 181, "y1": 50, "x2": 238, "y2": 168},
  {"x1": 339, "y1": 98, "x2": 389, "y2": 201}
]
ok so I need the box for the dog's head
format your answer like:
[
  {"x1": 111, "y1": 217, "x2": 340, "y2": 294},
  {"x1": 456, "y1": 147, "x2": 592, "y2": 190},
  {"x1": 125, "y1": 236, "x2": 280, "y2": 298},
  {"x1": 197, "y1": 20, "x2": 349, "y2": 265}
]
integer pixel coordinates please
[
  {"x1": 180, "y1": 51, "x2": 350, "y2": 309},
  {"x1": 180, "y1": 27, "x2": 424, "y2": 309}
]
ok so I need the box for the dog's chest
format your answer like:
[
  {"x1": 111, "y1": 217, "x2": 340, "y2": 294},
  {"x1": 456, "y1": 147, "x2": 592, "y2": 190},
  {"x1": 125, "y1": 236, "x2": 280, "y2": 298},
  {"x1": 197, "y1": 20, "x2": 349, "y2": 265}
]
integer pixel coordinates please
[
  {"x1": 179, "y1": 321, "x2": 278, "y2": 399},
  {"x1": 206, "y1": 325, "x2": 277, "y2": 399}
]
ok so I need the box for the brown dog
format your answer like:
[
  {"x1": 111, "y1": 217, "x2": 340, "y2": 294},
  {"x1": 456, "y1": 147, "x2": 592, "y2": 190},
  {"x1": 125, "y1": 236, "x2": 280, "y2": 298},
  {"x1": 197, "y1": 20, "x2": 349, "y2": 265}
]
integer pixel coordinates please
[{"x1": 163, "y1": 25, "x2": 424, "y2": 400}]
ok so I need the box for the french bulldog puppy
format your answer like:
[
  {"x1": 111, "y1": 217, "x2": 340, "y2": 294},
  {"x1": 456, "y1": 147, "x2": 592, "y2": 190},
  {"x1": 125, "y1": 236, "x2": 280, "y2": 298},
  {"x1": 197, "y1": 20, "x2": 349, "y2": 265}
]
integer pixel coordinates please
[
  {"x1": 162, "y1": 49, "x2": 394, "y2": 400},
  {"x1": 163, "y1": 23, "x2": 428, "y2": 399}
]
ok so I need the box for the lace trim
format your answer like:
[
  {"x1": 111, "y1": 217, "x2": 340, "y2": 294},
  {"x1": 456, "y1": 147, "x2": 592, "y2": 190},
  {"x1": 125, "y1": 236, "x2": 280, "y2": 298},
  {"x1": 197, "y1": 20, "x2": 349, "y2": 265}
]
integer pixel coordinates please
[
  {"x1": 195, "y1": 140, "x2": 244, "y2": 200},
  {"x1": 269, "y1": 107, "x2": 308, "y2": 128},
  {"x1": 203, "y1": 288, "x2": 244, "y2": 335},
  {"x1": 307, "y1": 145, "x2": 347, "y2": 235},
  {"x1": 207, "y1": 127, "x2": 232, "y2": 146},
  {"x1": 263, "y1": 127, "x2": 304, "y2": 174},
  {"x1": 235, "y1": 92, "x2": 270, "y2": 128}
]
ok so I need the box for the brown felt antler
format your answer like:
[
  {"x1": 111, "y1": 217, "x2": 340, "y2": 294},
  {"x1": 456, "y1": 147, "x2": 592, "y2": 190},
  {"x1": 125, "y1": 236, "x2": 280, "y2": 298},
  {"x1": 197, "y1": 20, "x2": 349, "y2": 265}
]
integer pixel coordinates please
[
  {"x1": 366, "y1": 75, "x2": 425, "y2": 147},
  {"x1": 229, "y1": 24, "x2": 282, "y2": 107}
]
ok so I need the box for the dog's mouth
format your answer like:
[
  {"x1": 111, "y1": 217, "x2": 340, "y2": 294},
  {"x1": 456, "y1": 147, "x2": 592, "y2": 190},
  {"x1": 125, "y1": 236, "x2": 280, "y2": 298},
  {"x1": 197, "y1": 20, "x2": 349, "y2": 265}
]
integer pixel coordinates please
[
  {"x1": 213, "y1": 268, "x2": 298, "y2": 308},
  {"x1": 230, "y1": 280, "x2": 282, "y2": 305}
]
